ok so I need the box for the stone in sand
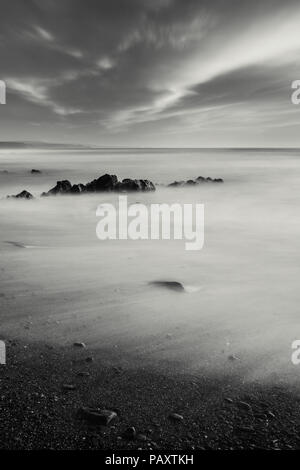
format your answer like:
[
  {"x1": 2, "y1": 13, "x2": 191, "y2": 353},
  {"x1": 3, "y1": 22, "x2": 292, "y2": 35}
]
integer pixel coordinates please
[
  {"x1": 149, "y1": 281, "x2": 185, "y2": 292},
  {"x1": 78, "y1": 407, "x2": 117, "y2": 425},
  {"x1": 62, "y1": 384, "x2": 76, "y2": 391},
  {"x1": 73, "y1": 342, "x2": 86, "y2": 348},
  {"x1": 122, "y1": 426, "x2": 137, "y2": 440},
  {"x1": 169, "y1": 413, "x2": 184, "y2": 422}
]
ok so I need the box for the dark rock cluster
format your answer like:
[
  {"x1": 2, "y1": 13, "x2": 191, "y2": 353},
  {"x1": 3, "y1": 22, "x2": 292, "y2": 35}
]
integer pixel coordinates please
[
  {"x1": 168, "y1": 176, "x2": 223, "y2": 187},
  {"x1": 41, "y1": 173, "x2": 156, "y2": 196},
  {"x1": 6, "y1": 173, "x2": 224, "y2": 199},
  {"x1": 7, "y1": 190, "x2": 34, "y2": 199}
]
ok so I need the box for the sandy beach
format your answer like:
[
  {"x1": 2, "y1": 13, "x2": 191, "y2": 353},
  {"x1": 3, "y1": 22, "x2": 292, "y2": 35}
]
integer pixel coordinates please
[{"x1": 1, "y1": 148, "x2": 300, "y2": 450}]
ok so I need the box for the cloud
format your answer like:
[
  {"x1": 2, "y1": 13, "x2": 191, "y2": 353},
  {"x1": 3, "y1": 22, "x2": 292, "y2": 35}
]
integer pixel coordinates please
[{"x1": 1, "y1": 0, "x2": 300, "y2": 145}]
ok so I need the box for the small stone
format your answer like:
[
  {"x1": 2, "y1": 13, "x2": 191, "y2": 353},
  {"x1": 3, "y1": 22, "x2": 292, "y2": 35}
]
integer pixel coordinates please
[
  {"x1": 168, "y1": 413, "x2": 184, "y2": 422},
  {"x1": 225, "y1": 397, "x2": 233, "y2": 403},
  {"x1": 62, "y1": 384, "x2": 76, "y2": 391},
  {"x1": 78, "y1": 407, "x2": 117, "y2": 425},
  {"x1": 228, "y1": 354, "x2": 240, "y2": 361},
  {"x1": 73, "y1": 342, "x2": 86, "y2": 348},
  {"x1": 77, "y1": 372, "x2": 91, "y2": 378},
  {"x1": 237, "y1": 401, "x2": 252, "y2": 412},
  {"x1": 85, "y1": 356, "x2": 94, "y2": 362},
  {"x1": 122, "y1": 427, "x2": 136, "y2": 440},
  {"x1": 137, "y1": 434, "x2": 147, "y2": 442}
]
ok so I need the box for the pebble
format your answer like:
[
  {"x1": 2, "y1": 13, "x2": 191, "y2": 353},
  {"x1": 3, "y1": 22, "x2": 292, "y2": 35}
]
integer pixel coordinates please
[
  {"x1": 122, "y1": 426, "x2": 136, "y2": 440},
  {"x1": 62, "y1": 384, "x2": 76, "y2": 391},
  {"x1": 169, "y1": 413, "x2": 184, "y2": 422},
  {"x1": 78, "y1": 407, "x2": 117, "y2": 425}
]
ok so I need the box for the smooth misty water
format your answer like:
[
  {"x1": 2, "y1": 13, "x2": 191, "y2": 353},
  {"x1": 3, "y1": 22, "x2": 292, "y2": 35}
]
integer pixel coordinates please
[{"x1": 1, "y1": 148, "x2": 300, "y2": 383}]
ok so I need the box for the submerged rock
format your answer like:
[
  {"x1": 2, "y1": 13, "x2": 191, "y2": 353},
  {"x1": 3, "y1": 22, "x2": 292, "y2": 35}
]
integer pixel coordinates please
[
  {"x1": 149, "y1": 281, "x2": 185, "y2": 292},
  {"x1": 116, "y1": 178, "x2": 155, "y2": 192},
  {"x1": 168, "y1": 180, "x2": 185, "y2": 187},
  {"x1": 168, "y1": 176, "x2": 224, "y2": 187},
  {"x1": 40, "y1": 174, "x2": 156, "y2": 196},
  {"x1": 85, "y1": 174, "x2": 118, "y2": 192},
  {"x1": 31, "y1": 169, "x2": 41, "y2": 174},
  {"x1": 8, "y1": 190, "x2": 34, "y2": 199},
  {"x1": 43, "y1": 180, "x2": 72, "y2": 196}
]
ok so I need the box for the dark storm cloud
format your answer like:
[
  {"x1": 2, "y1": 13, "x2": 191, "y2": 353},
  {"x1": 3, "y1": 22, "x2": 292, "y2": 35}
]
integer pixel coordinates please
[{"x1": 1, "y1": 0, "x2": 300, "y2": 145}]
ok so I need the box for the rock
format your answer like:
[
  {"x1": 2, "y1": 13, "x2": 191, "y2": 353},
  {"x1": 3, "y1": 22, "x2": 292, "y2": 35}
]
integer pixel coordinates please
[
  {"x1": 44, "y1": 180, "x2": 72, "y2": 196},
  {"x1": 62, "y1": 384, "x2": 76, "y2": 391},
  {"x1": 77, "y1": 372, "x2": 91, "y2": 377},
  {"x1": 228, "y1": 354, "x2": 240, "y2": 361},
  {"x1": 39, "y1": 174, "x2": 156, "y2": 197},
  {"x1": 137, "y1": 433, "x2": 147, "y2": 442},
  {"x1": 78, "y1": 407, "x2": 117, "y2": 425},
  {"x1": 85, "y1": 174, "x2": 118, "y2": 192},
  {"x1": 149, "y1": 281, "x2": 185, "y2": 292},
  {"x1": 168, "y1": 176, "x2": 224, "y2": 187},
  {"x1": 73, "y1": 342, "x2": 86, "y2": 348},
  {"x1": 8, "y1": 190, "x2": 34, "y2": 199},
  {"x1": 69, "y1": 183, "x2": 86, "y2": 194},
  {"x1": 237, "y1": 401, "x2": 252, "y2": 412},
  {"x1": 168, "y1": 181, "x2": 185, "y2": 187},
  {"x1": 31, "y1": 169, "x2": 41, "y2": 174},
  {"x1": 122, "y1": 426, "x2": 137, "y2": 440},
  {"x1": 117, "y1": 178, "x2": 155, "y2": 192},
  {"x1": 85, "y1": 356, "x2": 94, "y2": 362},
  {"x1": 168, "y1": 413, "x2": 184, "y2": 422},
  {"x1": 224, "y1": 397, "x2": 233, "y2": 404}
]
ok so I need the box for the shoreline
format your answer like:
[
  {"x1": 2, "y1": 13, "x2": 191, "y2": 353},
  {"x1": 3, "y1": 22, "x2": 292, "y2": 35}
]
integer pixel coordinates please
[{"x1": 1, "y1": 337, "x2": 300, "y2": 450}]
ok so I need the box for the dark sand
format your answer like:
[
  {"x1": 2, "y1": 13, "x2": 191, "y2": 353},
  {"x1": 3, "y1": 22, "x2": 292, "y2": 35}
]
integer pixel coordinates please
[{"x1": 1, "y1": 337, "x2": 300, "y2": 450}]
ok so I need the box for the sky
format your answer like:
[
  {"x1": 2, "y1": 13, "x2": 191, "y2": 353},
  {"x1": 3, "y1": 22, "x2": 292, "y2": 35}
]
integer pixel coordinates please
[{"x1": 1, "y1": 0, "x2": 300, "y2": 147}]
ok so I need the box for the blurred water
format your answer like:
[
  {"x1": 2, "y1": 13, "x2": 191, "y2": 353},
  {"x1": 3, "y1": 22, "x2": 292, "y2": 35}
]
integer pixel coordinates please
[{"x1": 1, "y1": 148, "x2": 300, "y2": 383}]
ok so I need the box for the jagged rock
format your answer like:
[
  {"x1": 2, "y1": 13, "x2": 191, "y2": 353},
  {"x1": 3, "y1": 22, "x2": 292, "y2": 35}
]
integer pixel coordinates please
[
  {"x1": 168, "y1": 176, "x2": 224, "y2": 187},
  {"x1": 41, "y1": 174, "x2": 156, "y2": 196},
  {"x1": 8, "y1": 190, "x2": 34, "y2": 199},
  {"x1": 43, "y1": 180, "x2": 72, "y2": 196},
  {"x1": 69, "y1": 183, "x2": 86, "y2": 194},
  {"x1": 117, "y1": 178, "x2": 155, "y2": 192},
  {"x1": 78, "y1": 407, "x2": 117, "y2": 425},
  {"x1": 85, "y1": 174, "x2": 118, "y2": 192}
]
